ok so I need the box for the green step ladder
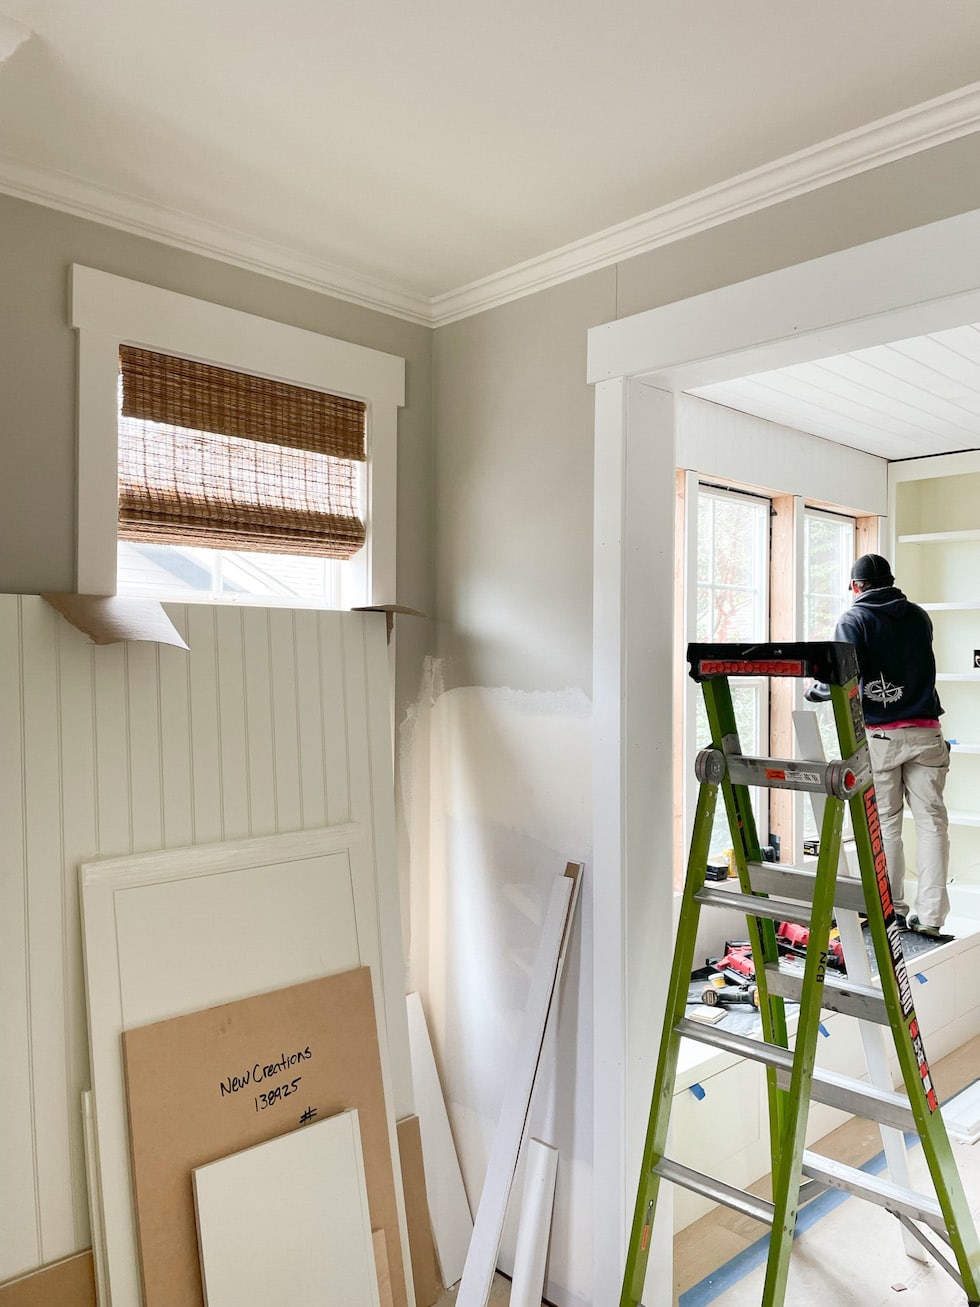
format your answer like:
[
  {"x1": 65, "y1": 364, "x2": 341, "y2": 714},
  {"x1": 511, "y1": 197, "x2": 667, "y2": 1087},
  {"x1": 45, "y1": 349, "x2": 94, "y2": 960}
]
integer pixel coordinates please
[{"x1": 621, "y1": 640, "x2": 980, "y2": 1307}]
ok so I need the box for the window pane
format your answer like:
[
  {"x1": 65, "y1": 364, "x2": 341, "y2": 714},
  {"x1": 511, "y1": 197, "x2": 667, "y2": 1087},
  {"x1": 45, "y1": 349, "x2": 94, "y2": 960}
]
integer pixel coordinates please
[
  {"x1": 117, "y1": 541, "x2": 342, "y2": 606},
  {"x1": 696, "y1": 491, "x2": 768, "y2": 643},
  {"x1": 802, "y1": 510, "x2": 855, "y2": 839},
  {"x1": 694, "y1": 683, "x2": 764, "y2": 857},
  {"x1": 693, "y1": 488, "x2": 770, "y2": 858},
  {"x1": 804, "y1": 512, "x2": 854, "y2": 639}
]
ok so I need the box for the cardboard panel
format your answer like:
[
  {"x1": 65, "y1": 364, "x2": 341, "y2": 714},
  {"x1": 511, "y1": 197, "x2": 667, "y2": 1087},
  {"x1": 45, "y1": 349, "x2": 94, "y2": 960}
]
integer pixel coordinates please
[
  {"x1": 192, "y1": 1110, "x2": 379, "y2": 1307},
  {"x1": 373, "y1": 1231, "x2": 394, "y2": 1307},
  {"x1": 122, "y1": 968, "x2": 407, "y2": 1307},
  {"x1": 396, "y1": 1117, "x2": 442, "y2": 1307},
  {"x1": 0, "y1": 1252, "x2": 95, "y2": 1307}
]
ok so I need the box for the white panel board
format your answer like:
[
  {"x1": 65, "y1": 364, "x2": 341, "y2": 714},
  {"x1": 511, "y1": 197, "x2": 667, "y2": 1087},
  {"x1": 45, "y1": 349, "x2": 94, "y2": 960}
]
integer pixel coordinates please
[
  {"x1": 456, "y1": 863, "x2": 582, "y2": 1307},
  {"x1": 81, "y1": 1091, "x2": 109, "y2": 1307},
  {"x1": 509, "y1": 1140, "x2": 558, "y2": 1307},
  {"x1": 192, "y1": 1111, "x2": 380, "y2": 1307},
  {"x1": 81, "y1": 826, "x2": 409, "y2": 1307},
  {"x1": 405, "y1": 992, "x2": 473, "y2": 1287}
]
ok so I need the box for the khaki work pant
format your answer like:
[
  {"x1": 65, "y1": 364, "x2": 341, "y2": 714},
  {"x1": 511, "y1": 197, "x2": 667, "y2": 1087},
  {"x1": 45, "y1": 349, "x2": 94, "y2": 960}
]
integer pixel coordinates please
[{"x1": 868, "y1": 726, "x2": 950, "y2": 929}]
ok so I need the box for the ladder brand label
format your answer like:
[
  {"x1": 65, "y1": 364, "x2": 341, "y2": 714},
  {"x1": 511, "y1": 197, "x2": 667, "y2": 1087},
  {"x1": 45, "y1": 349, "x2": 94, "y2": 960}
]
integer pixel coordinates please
[
  {"x1": 863, "y1": 786, "x2": 938, "y2": 1114},
  {"x1": 699, "y1": 658, "x2": 804, "y2": 677}
]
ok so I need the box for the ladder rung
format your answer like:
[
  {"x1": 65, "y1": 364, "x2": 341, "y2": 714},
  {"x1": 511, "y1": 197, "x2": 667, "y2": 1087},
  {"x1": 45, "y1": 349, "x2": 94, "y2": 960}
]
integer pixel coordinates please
[
  {"x1": 778, "y1": 1068, "x2": 915, "y2": 1133},
  {"x1": 675, "y1": 1018, "x2": 915, "y2": 1131},
  {"x1": 763, "y1": 962, "x2": 888, "y2": 1025},
  {"x1": 676, "y1": 1017, "x2": 792, "y2": 1069},
  {"x1": 694, "y1": 885, "x2": 811, "y2": 926},
  {"x1": 801, "y1": 1152, "x2": 947, "y2": 1234},
  {"x1": 653, "y1": 1156, "x2": 775, "y2": 1226},
  {"x1": 747, "y1": 862, "x2": 866, "y2": 914}
]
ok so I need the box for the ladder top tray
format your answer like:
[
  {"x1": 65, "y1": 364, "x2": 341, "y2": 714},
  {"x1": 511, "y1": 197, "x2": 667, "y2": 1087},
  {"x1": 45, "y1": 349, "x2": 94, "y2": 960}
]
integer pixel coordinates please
[{"x1": 687, "y1": 641, "x2": 859, "y2": 685}]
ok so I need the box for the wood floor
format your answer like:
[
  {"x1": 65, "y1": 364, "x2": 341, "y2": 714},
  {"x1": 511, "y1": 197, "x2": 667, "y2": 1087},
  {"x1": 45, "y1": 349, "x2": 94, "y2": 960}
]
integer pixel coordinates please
[
  {"x1": 674, "y1": 1033, "x2": 980, "y2": 1305},
  {"x1": 435, "y1": 1271, "x2": 515, "y2": 1304},
  {"x1": 430, "y1": 1038, "x2": 980, "y2": 1306}
]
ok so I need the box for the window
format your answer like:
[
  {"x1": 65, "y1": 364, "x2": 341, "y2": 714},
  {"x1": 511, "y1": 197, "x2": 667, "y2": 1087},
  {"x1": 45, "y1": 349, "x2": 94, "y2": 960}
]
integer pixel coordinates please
[
  {"x1": 681, "y1": 486, "x2": 863, "y2": 863},
  {"x1": 71, "y1": 266, "x2": 404, "y2": 608},
  {"x1": 802, "y1": 508, "x2": 856, "y2": 838},
  {"x1": 693, "y1": 487, "x2": 770, "y2": 856},
  {"x1": 804, "y1": 509, "x2": 855, "y2": 641}
]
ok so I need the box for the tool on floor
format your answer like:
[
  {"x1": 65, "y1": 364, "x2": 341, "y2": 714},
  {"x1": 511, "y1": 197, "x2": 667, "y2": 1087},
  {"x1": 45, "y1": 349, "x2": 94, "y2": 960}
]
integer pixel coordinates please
[
  {"x1": 700, "y1": 981, "x2": 759, "y2": 1008},
  {"x1": 620, "y1": 641, "x2": 980, "y2": 1307}
]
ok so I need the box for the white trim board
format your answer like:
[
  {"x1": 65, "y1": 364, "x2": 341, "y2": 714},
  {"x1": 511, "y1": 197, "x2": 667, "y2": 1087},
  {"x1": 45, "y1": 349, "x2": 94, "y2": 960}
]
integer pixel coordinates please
[
  {"x1": 587, "y1": 207, "x2": 980, "y2": 389},
  {"x1": 455, "y1": 861, "x2": 582, "y2": 1307},
  {"x1": 942, "y1": 1080, "x2": 980, "y2": 1145},
  {"x1": 4, "y1": 84, "x2": 980, "y2": 326}
]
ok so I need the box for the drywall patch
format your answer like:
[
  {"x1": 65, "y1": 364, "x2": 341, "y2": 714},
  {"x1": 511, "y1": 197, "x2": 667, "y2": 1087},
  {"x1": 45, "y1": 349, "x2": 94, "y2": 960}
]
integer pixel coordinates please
[{"x1": 0, "y1": 15, "x2": 30, "y2": 63}]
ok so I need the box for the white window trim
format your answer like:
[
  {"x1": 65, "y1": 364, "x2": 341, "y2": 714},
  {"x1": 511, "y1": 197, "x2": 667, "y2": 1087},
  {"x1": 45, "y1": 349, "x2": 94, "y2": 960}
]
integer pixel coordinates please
[{"x1": 70, "y1": 264, "x2": 405, "y2": 603}]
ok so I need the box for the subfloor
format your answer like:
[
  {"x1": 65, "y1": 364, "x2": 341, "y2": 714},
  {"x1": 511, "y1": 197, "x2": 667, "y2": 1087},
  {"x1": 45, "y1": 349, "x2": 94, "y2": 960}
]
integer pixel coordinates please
[
  {"x1": 673, "y1": 1034, "x2": 980, "y2": 1306},
  {"x1": 436, "y1": 1273, "x2": 516, "y2": 1304}
]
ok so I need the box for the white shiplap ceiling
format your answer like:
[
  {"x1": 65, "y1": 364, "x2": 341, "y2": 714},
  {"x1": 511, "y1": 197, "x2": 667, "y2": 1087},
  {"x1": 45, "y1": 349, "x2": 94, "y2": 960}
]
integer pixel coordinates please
[
  {"x1": 1, "y1": 2, "x2": 980, "y2": 322},
  {"x1": 690, "y1": 324, "x2": 980, "y2": 463}
]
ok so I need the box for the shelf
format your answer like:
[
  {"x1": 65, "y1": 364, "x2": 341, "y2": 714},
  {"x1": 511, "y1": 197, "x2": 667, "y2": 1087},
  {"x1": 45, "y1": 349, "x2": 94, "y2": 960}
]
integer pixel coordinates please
[
  {"x1": 898, "y1": 529, "x2": 980, "y2": 544},
  {"x1": 920, "y1": 602, "x2": 980, "y2": 612},
  {"x1": 950, "y1": 743, "x2": 980, "y2": 754},
  {"x1": 904, "y1": 810, "x2": 980, "y2": 827},
  {"x1": 936, "y1": 673, "x2": 980, "y2": 682}
]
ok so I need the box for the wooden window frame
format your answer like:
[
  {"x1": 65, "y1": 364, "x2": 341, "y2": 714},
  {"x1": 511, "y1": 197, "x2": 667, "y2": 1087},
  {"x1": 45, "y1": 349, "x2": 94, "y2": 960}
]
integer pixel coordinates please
[{"x1": 70, "y1": 265, "x2": 405, "y2": 604}]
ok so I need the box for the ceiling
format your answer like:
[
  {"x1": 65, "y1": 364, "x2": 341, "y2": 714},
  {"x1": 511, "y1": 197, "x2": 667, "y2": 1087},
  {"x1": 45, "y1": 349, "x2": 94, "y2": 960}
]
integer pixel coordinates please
[
  {"x1": 2, "y1": 1, "x2": 980, "y2": 323},
  {"x1": 691, "y1": 323, "x2": 980, "y2": 463}
]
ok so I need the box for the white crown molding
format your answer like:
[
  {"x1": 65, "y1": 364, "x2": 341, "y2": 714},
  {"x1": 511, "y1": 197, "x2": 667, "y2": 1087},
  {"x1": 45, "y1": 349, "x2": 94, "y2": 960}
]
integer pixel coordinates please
[
  {"x1": 0, "y1": 153, "x2": 434, "y2": 325},
  {"x1": 430, "y1": 81, "x2": 980, "y2": 326},
  {"x1": 1, "y1": 82, "x2": 979, "y2": 329}
]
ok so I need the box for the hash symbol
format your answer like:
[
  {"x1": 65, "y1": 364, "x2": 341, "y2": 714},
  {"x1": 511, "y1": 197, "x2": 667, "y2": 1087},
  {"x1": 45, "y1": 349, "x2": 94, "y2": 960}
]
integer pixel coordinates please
[{"x1": 299, "y1": 1106, "x2": 318, "y2": 1125}]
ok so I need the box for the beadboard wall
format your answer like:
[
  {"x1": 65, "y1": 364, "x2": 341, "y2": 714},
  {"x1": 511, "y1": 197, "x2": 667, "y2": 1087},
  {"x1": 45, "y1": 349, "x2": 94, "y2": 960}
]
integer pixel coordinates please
[{"x1": 0, "y1": 595, "x2": 407, "y2": 1283}]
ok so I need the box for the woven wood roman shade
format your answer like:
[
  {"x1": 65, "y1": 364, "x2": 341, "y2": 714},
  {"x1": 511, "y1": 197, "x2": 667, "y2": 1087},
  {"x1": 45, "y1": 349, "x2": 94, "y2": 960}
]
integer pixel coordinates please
[{"x1": 117, "y1": 346, "x2": 367, "y2": 558}]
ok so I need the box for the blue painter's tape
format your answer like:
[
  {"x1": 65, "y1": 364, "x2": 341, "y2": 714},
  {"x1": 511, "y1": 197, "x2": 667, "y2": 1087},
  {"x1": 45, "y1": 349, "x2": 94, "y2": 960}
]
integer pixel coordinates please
[
  {"x1": 690, "y1": 1083, "x2": 706, "y2": 1101},
  {"x1": 915, "y1": 973, "x2": 927, "y2": 984},
  {"x1": 818, "y1": 1023, "x2": 829, "y2": 1038}
]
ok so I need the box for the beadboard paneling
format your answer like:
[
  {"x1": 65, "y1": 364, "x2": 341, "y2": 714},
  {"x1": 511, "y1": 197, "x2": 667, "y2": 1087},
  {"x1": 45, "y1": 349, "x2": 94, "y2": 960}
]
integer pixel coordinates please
[{"x1": 0, "y1": 595, "x2": 407, "y2": 1284}]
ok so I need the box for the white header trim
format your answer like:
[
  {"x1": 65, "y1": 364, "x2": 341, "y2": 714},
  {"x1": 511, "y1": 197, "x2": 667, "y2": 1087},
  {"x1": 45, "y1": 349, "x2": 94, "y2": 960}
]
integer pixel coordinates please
[{"x1": 587, "y1": 207, "x2": 980, "y2": 388}]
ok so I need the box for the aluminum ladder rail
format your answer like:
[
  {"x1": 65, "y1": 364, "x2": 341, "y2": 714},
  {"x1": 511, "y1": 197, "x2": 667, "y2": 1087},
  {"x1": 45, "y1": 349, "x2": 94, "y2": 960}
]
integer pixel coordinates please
[{"x1": 619, "y1": 640, "x2": 980, "y2": 1307}]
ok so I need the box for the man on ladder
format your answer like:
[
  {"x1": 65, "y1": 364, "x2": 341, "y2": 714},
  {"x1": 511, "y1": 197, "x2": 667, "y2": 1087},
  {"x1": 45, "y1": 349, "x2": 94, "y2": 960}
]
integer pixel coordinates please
[{"x1": 805, "y1": 552, "x2": 952, "y2": 939}]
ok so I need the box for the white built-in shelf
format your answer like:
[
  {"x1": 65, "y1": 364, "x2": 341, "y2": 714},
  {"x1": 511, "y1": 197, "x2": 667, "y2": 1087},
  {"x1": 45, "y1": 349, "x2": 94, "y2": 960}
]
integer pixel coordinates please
[
  {"x1": 903, "y1": 810, "x2": 980, "y2": 827},
  {"x1": 950, "y1": 743, "x2": 980, "y2": 754},
  {"x1": 899, "y1": 529, "x2": 980, "y2": 544},
  {"x1": 936, "y1": 673, "x2": 980, "y2": 682},
  {"x1": 920, "y1": 601, "x2": 980, "y2": 611},
  {"x1": 949, "y1": 811, "x2": 980, "y2": 828}
]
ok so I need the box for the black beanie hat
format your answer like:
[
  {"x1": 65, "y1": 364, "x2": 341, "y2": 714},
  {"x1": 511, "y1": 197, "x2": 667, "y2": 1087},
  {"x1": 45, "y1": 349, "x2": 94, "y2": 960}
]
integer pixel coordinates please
[{"x1": 851, "y1": 553, "x2": 894, "y2": 585}]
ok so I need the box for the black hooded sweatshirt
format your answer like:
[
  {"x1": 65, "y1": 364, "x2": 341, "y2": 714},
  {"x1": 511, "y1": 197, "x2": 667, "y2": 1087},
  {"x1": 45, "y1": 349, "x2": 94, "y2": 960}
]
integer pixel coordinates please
[{"x1": 834, "y1": 584, "x2": 943, "y2": 727}]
